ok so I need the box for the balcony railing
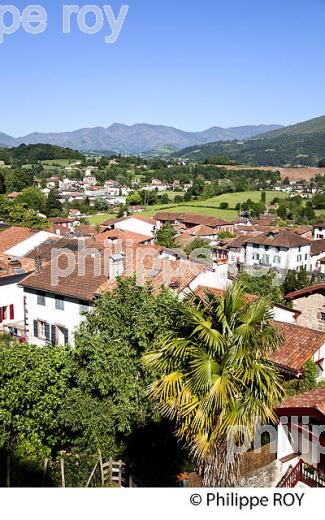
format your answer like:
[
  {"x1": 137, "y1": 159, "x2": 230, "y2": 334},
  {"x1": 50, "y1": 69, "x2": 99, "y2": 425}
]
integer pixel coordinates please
[{"x1": 277, "y1": 460, "x2": 325, "y2": 488}]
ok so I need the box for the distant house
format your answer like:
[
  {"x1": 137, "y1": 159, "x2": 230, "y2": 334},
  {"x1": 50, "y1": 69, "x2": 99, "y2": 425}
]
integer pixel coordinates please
[
  {"x1": 314, "y1": 223, "x2": 325, "y2": 240},
  {"x1": 101, "y1": 215, "x2": 156, "y2": 238},
  {"x1": 245, "y1": 230, "x2": 311, "y2": 271},
  {"x1": 310, "y1": 240, "x2": 325, "y2": 271},
  {"x1": 154, "y1": 212, "x2": 234, "y2": 234}
]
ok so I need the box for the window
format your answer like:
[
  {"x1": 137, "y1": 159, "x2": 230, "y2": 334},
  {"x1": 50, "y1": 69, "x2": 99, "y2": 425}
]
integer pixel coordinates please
[
  {"x1": 55, "y1": 296, "x2": 65, "y2": 310},
  {"x1": 320, "y1": 312, "x2": 325, "y2": 322},
  {"x1": 39, "y1": 320, "x2": 46, "y2": 338},
  {"x1": 297, "y1": 254, "x2": 302, "y2": 262},
  {"x1": 79, "y1": 301, "x2": 89, "y2": 314},
  {"x1": 252, "y1": 253, "x2": 260, "y2": 261},
  {"x1": 37, "y1": 292, "x2": 46, "y2": 306},
  {"x1": 273, "y1": 255, "x2": 281, "y2": 264},
  {"x1": 305, "y1": 254, "x2": 308, "y2": 260}
]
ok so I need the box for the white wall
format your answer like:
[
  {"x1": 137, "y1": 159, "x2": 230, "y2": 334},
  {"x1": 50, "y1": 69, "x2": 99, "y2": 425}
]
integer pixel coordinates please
[
  {"x1": 115, "y1": 217, "x2": 155, "y2": 237},
  {"x1": 0, "y1": 277, "x2": 25, "y2": 330},
  {"x1": 272, "y1": 305, "x2": 297, "y2": 324},
  {"x1": 189, "y1": 264, "x2": 231, "y2": 291},
  {"x1": 24, "y1": 289, "x2": 89, "y2": 346},
  {"x1": 314, "y1": 227, "x2": 325, "y2": 240},
  {"x1": 246, "y1": 243, "x2": 310, "y2": 271}
]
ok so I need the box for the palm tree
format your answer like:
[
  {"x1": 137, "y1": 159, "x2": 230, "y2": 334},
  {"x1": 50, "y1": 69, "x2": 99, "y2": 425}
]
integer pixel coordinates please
[{"x1": 143, "y1": 284, "x2": 284, "y2": 487}]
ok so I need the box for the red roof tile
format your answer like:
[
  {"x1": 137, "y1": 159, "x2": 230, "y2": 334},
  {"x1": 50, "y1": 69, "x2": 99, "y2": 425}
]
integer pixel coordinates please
[
  {"x1": 270, "y1": 322, "x2": 325, "y2": 372},
  {"x1": 276, "y1": 388, "x2": 325, "y2": 417},
  {"x1": 0, "y1": 227, "x2": 38, "y2": 254}
]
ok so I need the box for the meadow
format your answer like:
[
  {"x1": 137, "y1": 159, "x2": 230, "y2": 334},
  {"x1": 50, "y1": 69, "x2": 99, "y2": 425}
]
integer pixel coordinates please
[{"x1": 89, "y1": 190, "x2": 286, "y2": 225}]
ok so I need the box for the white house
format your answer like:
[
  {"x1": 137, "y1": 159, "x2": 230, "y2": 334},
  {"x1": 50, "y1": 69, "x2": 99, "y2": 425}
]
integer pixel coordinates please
[
  {"x1": 275, "y1": 388, "x2": 325, "y2": 486},
  {"x1": 314, "y1": 223, "x2": 325, "y2": 240},
  {"x1": 101, "y1": 215, "x2": 156, "y2": 238},
  {"x1": 245, "y1": 230, "x2": 311, "y2": 271},
  {"x1": 0, "y1": 256, "x2": 34, "y2": 339},
  {"x1": 310, "y1": 240, "x2": 325, "y2": 271}
]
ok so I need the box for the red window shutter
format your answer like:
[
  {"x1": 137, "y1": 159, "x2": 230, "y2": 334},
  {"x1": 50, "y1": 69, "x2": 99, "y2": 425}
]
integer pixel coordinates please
[
  {"x1": 0, "y1": 308, "x2": 3, "y2": 323},
  {"x1": 9, "y1": 305, "x2": 14, "y2": 320}
]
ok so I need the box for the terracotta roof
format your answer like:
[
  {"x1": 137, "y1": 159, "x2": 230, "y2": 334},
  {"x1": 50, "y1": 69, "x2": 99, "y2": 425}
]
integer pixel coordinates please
[
  {"x1": 20, "y1": 253, "x2": 108, "y2": 302},
  {"x1": 95, "y1": 228, "x2": 152, "y2": 245},
  {"x1": 101, "y1": 215, "x2": 155, "y2": 227},
  {"x1": 286, "y1": 284, "x2": 325, "y2": 300},
  {"x1": 20, "y1": 244, "x2": 206, "y2": 301},
  {"x1": 74, "y1": 224, "x2": 98, "y2": 237},
  {"x1": 314, "y1": 223, "x2": 325, "y2": 229},
  {"x1": 270, "y1": 322, "x2": 325, "y2": 373},
  {"x1": 48, "y1": 217, "x2": 75, "y2": 224},
  {"x1": 0, "y1": 254, "x2": 34, "y2": 280},
  {"x1": 154, "y1": 212, "x2": 231, "y2": 228},
  {"x1": 194, "y1": 286, "x2": 258, "y2": 304},
  {"x1": 246, "y1": 229, "x2": 311, "y2": 248},
  {"x1": 227, "y1": 234, "x2": 256, "y2": 248},
  {"x1": 310, "y1": 239, "x2": 325, "y2": 256},
  {"x1": 182, "y1": 224, "x2": 218, "y2": 237},
  {"x1": 276, "y1": 388, "x2": 325, "y2": 417},
  {"x1": 0, "y1": 227, "x2": 38, "y2": 254},
  {"x1": 25, "y1": 237, "x2": 82, "y2": 263}
]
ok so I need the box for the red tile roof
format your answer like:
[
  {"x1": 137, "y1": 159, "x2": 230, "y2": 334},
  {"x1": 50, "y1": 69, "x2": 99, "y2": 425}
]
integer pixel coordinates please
[
  {"x1": 0, "y1": 254, "x2": 34, "y2": 280},
  {"x1": 154, "y1": 212, "x2": 232, "y2": 228},
  {"x1": 246, "y1": 229, "x2": 311, "y2": 248},
  {"x1": 276, "y1": 388, "x2": 325, "y2": 417},
  {"x1": 95, "y1": 228, "x2": 152, "y2": 245},
  {"x1": 101, "y1": 215, "x2": 155, "y2": 227},
  {"x1": 194, "y1": 286, "x2": 258, "y2": 304},
  {"x1": 286, "y1": 284, "x2": 325, "y2": 300},
  {"x1": 182, "y1": 224, "x2": 218, "y2": 237},
  {"x1": 270, "y1": 322, "x2": 325, "y2": 373},
  {"x1": 0, "y1": 227, "x2": 38, "y2": 254},
  {"x1": 310, "y1": 239, "x2": 325, "y2": 256}
]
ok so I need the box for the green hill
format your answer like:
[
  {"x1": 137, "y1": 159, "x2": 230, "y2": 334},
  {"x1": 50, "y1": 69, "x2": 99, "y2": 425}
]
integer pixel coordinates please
[
  {"x1": 0, "y1": 143, "x2": 84, "y2": 165},
  {"x1": 172, "y1": 115, "x2": 325, "y2": 167}
]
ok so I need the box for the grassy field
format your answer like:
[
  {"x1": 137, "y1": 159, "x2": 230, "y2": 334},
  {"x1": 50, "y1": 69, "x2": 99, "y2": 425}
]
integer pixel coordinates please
[
  {"x1": 41, "y1": 159, "x2": 71, "y2": 166},
  {"x1": 89, "y1": 212, "x2": 115, "y2": 225},
  {"x1": 189, "y1": 191, "x2": 287, "y2": 208},
  {"x1": 88, "y1": 191, "x2": 287, "y2": 225}
]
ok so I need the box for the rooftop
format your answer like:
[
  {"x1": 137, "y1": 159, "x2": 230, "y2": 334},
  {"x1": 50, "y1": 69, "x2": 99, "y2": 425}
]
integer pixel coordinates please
[
  {"x1": 270, "y1": 321, "x2": 325, "y2": 373},
  {"x1": 0, "y1": 227, "x2": 38, "y2": 254},
  {"x1": 154, "y1": 212, "x2": 231, "y2": 228},
  {"x1": 276, "y1": 388, "x2": 325, "y2": 417},
  {"x1": 246, "y1": 229, "x2": 311, "y2": 248},
  {"x1": 310, "y1": 239, "x2": 325, "y2": 256},
  {"x1": 286, "y1": 283, "x2": 325, "y2": 300}
]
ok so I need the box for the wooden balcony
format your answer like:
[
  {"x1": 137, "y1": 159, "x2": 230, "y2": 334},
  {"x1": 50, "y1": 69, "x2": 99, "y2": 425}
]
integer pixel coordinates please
[{"x1": 277, "y1": 459, "x2": 325, "y2": 488}]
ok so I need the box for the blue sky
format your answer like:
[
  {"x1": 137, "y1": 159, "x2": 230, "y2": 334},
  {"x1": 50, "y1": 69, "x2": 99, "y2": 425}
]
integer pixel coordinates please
[{"x1": 1, "y1": 0, "x2": 325, "y2": 135}]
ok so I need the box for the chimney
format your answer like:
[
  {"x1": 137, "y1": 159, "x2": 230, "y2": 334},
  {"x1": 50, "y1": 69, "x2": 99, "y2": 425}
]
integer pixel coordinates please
[
  {"x1": 108, "y1": 253, "x2": 125, "y2": 279},
  {"x1": 34, "y1": 255, "x2": 42, "y2": 274}
]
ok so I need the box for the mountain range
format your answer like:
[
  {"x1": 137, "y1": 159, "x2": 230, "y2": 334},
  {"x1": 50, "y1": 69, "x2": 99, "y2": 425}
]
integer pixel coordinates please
[
  {"x1": 172, "y1": 115, "x2": 325, "y2": 167},
  {"x1": 0, "y1": 123, "x2": 282, "y2": 154}
]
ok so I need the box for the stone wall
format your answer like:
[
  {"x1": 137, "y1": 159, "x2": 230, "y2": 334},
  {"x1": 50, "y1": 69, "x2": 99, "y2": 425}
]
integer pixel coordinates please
[
  {"x1": 240, "y1": 442, "x2": 277, "y2": 477},
  {"x1": 292, "y1": 293, "x2": 325, "y2": 331}
]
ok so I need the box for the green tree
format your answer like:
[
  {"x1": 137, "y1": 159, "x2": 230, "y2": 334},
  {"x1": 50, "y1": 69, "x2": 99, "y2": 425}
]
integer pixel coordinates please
[
  {"x1": 16, "y1": 187, "x2": 46, "y2": 212},
  {"x1": 0, "y1": 343, "x2": 71, "y2": 466},
  {"x1": 62, "y1": 279, "x2": 180, "y2": 458},
  {"x1": 219, "y1": 202, "x2": 229, "y2": 209},
  {"x1": 144, "y1": 284, "x2": 284, "y2": 486},
  {"x1": 155, "y1": 223, "x2": 176, "y2": 248},
  {"x1": 284, "y1": 360, "x2": 318, "y2": 397},
  {"x1": 238, "y1": 270, "x2": 284, "y2": 303},
  {"x1": 45, "y1": 189, "x2": 62, "y2": 217}
]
